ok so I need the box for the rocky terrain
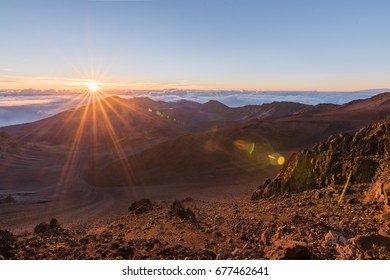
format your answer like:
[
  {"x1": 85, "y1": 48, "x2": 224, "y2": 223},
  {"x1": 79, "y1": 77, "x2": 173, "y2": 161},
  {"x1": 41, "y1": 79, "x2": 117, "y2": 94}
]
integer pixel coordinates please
[
  {"x1": 1, "y1": 94, "x2": 390, "y2": 260},
  {"x1": 252, "y1": 116, "x2": 390, "y2": 207},
  {"x1": 0, "y1": 188, "x2": 389, "y2": 260}
]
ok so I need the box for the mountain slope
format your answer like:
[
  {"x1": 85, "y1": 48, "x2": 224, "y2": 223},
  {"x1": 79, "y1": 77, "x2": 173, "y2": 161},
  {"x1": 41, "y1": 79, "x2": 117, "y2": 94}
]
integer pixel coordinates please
[
  {"x1": 2, "y1": 96, "x2": 340, "y2": 146},
  {"x1": 82, "y1": 92, "x2": 390, "y2": 188},
  {"x1": 2, "y1": 96, "x2": 183, "y2": 146},
  {"x1": 251, "y1": 115, "x2": 390, "y2": 208},
  {"x1": 230, "y1": 92, "x2": 390, "y2": 151}
]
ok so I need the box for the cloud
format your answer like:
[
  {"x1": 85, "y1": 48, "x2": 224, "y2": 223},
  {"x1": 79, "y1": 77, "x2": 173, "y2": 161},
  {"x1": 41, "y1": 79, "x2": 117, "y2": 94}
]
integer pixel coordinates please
[
  {"x1": 0, "y1": 90, "x2": 84, "y2": 127},
  {"x1": 119, "y1": 89, "x2": 389, "y2": 107},
  {"x1": 0, "y1": 88, "x2": 389, "y2": 127}
]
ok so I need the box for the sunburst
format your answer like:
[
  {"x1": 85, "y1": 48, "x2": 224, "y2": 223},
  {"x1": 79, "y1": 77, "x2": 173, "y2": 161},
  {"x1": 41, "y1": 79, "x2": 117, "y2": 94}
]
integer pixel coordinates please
[{"x1": 88, "y1": 82, "x2": 99, "y2": 93}]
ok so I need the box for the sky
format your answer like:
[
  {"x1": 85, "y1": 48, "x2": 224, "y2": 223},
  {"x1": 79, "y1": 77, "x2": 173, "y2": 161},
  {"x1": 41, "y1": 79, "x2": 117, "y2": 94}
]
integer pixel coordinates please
[{"x1": 1, "y1": 0, "x2": 390, "y2": 91}]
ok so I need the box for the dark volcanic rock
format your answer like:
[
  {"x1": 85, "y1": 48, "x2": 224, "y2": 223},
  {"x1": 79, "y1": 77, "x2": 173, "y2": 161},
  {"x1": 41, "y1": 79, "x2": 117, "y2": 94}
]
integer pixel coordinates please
[
  {"x1": 34, "y1": 218, "x2": 63, "y2": 235},
  {"x1": 115, "y1": 247, "x2": 134, "y2": 260},
  {"x1": 252, "y1": 116, "x2": 390, "y2": 204},
  {"x1": 128, "y1": 199, "x2": 153, "y2": 215},
  {"x1": 49, "y1": 218, "x2": 60, "y2": 229},
  {"x1": 368, "y1": 164, "x2": 390, "y2": 207},
  {"x1": 34, "y1": 223, "x2": 50, "y2": 234},
  {"x1": 354, "y1": 234, "x2": 390, "y2": 259},
  {"x1": 0, "y1": 230, "x2": 16, "y2": 259},
  {"x1": 265, "y1": 240, "x2": 310, "y2": 260},
  {"x1": 158, "y1": 244, "x2": 215, "y2": 260},
  {"x1": 168, "y1": 200, "x2": 196, "y2": 222}
]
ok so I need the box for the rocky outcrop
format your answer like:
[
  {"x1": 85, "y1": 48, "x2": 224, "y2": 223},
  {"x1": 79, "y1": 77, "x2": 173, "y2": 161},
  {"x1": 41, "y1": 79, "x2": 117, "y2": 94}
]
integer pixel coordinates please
[
  {"x1": 1, "y1": 189, "x2": 388, "y2": 260},
  {"x1": 252, "y1": 116, "x2": 390, "y2": 205},
  {"x1": 354, "y1": 234, "x2": 390, "y2": 259},
  {"x1": 265, "y1": 240, "x2": 310, "y2": 260},
  {"x1": 367, "y1": 164, "x2": 390, "y2": 208},
  {"x1": 168, "y1": 200, "x2": 196, "y2": 222},
  {"x1": 128, "y1": 199, "x2": 153, "y2": 215},
  {"x1": 34, "y1": 218, "x2": 63, "y2": 235},
  {"x1": 0, "y1": 230, "x2": 16, "y2": 259}
]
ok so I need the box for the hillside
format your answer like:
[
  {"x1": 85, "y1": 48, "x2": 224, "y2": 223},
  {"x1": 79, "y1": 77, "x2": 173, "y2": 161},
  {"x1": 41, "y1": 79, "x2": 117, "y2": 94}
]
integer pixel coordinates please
[
  {"x1": 1, "y1": 94, "x2": 390, "y2": 260},
  {"x1": 251, "y1": 116, "x2": 390, "y2": 206},
  {"x1": 82, "y1": 93, "x2": 390, "y2": 188}
]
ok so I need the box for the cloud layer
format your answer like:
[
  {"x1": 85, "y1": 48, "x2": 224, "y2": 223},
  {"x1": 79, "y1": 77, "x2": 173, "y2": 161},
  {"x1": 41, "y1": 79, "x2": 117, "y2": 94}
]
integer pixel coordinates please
[{"x1": 0, "y1": 88, "x2": 388, "y2": 127}]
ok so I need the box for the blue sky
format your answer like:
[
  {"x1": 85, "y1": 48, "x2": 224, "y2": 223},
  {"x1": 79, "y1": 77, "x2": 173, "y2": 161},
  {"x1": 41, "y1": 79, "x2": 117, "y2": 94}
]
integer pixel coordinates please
[{"x1": 1, "y1": 0, "x2": 390, "y2": 90}]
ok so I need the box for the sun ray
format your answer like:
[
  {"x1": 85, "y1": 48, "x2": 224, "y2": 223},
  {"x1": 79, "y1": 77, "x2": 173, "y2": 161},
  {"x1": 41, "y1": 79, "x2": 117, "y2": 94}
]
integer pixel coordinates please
[
  {"x1": 95, "y1": 96, "x2": 139, "y2": 189},
  {"x1": 57, "y1": 93, "x2": 93, "y2": 187},
  {"x1": 45, "y1": 92, "x2": 95, "y2": 216}
]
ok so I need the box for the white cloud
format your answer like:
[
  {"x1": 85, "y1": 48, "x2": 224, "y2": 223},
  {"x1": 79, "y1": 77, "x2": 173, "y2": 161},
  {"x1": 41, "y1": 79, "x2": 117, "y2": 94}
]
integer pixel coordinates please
[{"x1": 0, "y1": 88, "x2": 388, "y2": 127}]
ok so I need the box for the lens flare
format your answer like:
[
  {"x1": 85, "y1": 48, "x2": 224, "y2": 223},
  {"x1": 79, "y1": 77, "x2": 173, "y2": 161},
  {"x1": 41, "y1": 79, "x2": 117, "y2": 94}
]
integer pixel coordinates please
[
  {"x1": 338, "y1": 171, "x2": 353, "y2": 204},
  {"x1": 268, "y1": 153, "x2": 285, "y2": 166},
  {"x1": 277, "y1": 156, "x2": 285, "y2": 165},
  {"x1": 234, "y1": 139, "x2": 255, "y2": 155}
]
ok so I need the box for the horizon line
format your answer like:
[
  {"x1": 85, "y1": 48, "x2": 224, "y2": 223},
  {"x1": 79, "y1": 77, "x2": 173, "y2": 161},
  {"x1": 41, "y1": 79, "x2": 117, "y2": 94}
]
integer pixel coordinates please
[{"x1": 1, "y1": 87, "x2": 390, "y2": 93}]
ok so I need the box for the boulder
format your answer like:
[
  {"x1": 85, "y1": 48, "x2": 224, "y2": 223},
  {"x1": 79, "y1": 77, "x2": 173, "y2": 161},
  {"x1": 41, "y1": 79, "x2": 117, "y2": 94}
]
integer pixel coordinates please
[
  {"x1": 354, "y1": 234, "x2": 390, "y2": 260},
  {"x1": 260, "y1": 230, "x2": 272, "y2": 246},
  {"x1": 34, "y1": 223, "x2": 50, "y2": 234},
  {"x1": 324, "y1": 230, "x2": 348, "y2": 245},
  {"x1": 265, "y1": 240, "x2": 310, "y2": 260},
  {"x1": 128, "y1": 199, "x2": 153, "y2": 215},
  {"x1": 115, "y1": 247, "x2": 134, "y2": 260},
  {"x1": 34, "y1": 218, "x2": 62, "y2": 234},
  {"x1": 168, "y1": 200, "x2": 196, "y2": 222},
  {"x1": 0, "y1": 230, "x2": 16, "y2": 259}
]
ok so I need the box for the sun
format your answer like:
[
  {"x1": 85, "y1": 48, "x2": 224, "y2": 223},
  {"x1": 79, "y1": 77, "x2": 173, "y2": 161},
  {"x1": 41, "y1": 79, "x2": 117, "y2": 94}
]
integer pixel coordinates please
[{"x1": 88, "y1": 82, "x2": 99, "y2": 92}]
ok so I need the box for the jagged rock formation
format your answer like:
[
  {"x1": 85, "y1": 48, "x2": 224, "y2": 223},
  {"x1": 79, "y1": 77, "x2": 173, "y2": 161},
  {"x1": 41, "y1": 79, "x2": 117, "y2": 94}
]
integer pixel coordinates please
[
  {"x1": 252, "y1": 116, "x2": 390, "y2": 206},
  {"x1": 128, "y1": 199, "x2": 154, "y2": 215},
  {"x1": 369, "y1": 164, "x2": 390, "y2": 209},
  {"x1": 0, "y1": 230, "x2": 15, "y2": 259},
  {"x1": 34, "y1": 218, "x2": 63, "y2": 235},
  {"x1": 168, "y1": 200, "x2": 196, "y2": 222}
]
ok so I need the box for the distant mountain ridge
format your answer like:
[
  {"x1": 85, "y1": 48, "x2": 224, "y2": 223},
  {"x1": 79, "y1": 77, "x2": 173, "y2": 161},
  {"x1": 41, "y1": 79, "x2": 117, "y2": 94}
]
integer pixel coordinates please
[
  {"x1": 2, "y1": 92, "x2": 390, "y2": 189},
  {"x1": 1, "y1": 95, "x2": 342, "y2": 145},
  {"x1": 82, "y1": 92, "x2": 390, "y2": 188}
]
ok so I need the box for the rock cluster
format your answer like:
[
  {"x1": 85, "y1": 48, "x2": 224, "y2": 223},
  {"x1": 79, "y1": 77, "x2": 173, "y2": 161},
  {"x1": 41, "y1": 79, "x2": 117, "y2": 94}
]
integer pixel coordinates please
[
  {"x1": 252, "y1": 116, "x2": 390, "y2": 207},
  {"x1": 34, "y1": 218, "x2": 65, "y2": 235},
  {"x1": 128, "y1": 199, "x2": 154, "y2": 215},
  {"x1": 0, "y1": 190, "x2": 389, "y2": 260},
  {"x1": 168, "y1": 200, "x2": 196, "y2": 222},
  {"x1": 0, "y1": 230, "x2": 16, "y2": 259},
  {"x1": 264, "y1": 240, "x2": 309, "y2": 260}
]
